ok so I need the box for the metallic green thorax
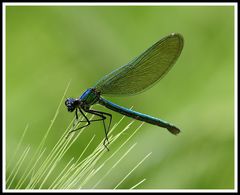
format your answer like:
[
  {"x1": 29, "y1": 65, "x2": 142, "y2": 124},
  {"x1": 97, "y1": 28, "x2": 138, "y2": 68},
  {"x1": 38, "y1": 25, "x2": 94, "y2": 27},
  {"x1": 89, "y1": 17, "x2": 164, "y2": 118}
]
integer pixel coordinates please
[{"x1": 80, "y1": 88, "x2": 99, "y2": 106}]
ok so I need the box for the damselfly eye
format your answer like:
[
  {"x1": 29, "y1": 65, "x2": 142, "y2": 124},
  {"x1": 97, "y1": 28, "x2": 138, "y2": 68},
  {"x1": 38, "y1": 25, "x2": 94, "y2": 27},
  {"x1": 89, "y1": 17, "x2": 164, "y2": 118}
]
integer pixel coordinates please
[
  {"x1": 65, "y1": 98, "x2": 76, "y2": 112},
  {"x1": 65, "y1": 99, "x2": 68, "y2": 106}
]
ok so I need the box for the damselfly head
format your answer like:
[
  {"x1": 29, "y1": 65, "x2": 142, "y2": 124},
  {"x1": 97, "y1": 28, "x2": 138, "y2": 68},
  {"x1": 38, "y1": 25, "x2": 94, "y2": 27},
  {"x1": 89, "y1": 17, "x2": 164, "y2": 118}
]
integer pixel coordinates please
[{"x1": 65, "y1": 98, "x2": 80, "y2": 112}]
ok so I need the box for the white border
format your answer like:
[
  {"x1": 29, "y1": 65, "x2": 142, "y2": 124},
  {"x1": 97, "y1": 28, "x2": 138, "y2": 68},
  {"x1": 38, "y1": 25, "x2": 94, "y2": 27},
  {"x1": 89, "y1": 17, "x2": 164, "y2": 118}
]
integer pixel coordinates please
[
  {"x1": 2, "y1": 2, "x2": 238, "y2": 193},
  {"x1": 234, "y1": 2, "x2": 238, "y2": 193},
  {"x1": 2, "y1": 2, "x2": 238, "y2": 6},
  {"x1": 2, "y1": 2, "x2": 6, "y2": 193}
]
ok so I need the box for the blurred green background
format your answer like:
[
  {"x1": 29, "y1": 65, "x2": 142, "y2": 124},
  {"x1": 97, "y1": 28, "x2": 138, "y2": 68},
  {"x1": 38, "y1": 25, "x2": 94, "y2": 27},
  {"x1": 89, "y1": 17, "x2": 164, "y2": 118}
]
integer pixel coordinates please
[{"x1": 6, "y1": 5, "x2": 235, "y2": 189}]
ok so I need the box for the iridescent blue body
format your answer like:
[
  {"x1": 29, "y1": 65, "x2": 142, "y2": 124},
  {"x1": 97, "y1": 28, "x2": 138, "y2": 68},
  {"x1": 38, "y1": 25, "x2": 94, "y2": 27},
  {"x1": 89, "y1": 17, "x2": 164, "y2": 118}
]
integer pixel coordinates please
[
  {"x1": 65, "y1": 33, "x2": 184, "y2": 150},
  {"x1": 66, "y1": 88, "x2": 180, "y2": 135},
  {"x1": 98, "y1": 97, "x2": 179, "y2": 134}
]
